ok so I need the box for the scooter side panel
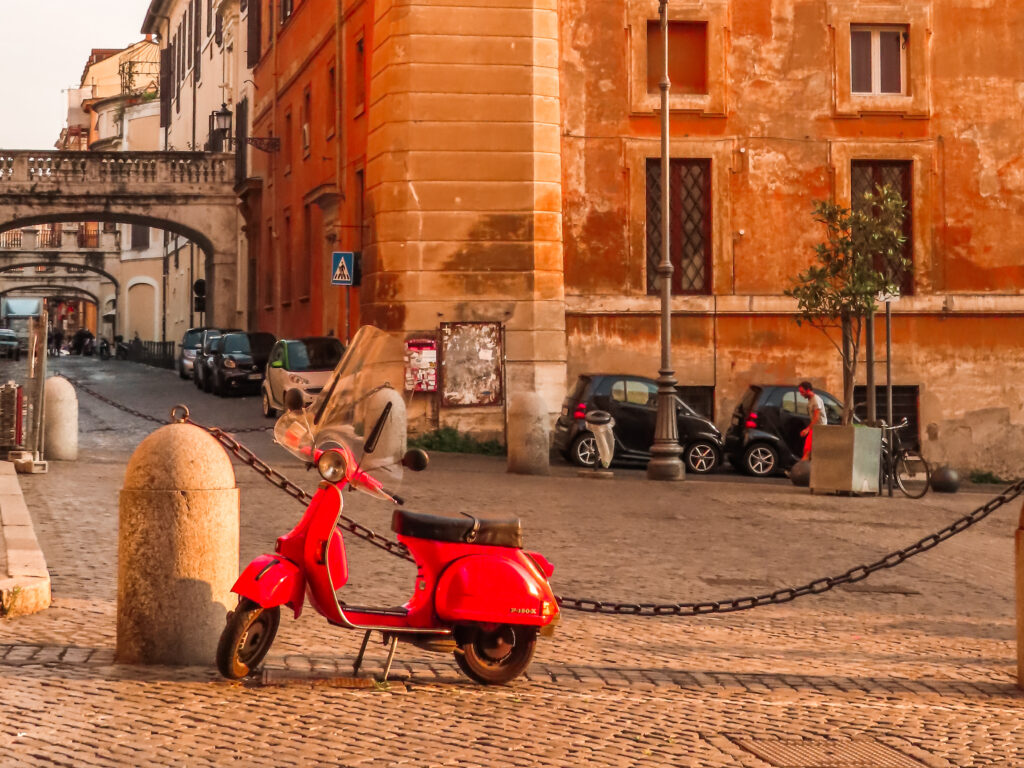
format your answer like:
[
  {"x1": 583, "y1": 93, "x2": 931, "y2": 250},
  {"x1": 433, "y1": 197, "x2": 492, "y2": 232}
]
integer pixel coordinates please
[
  {"x1": 434, "y1": 553, "x2": 557, "y2": 626},
  {"x1": 233, "y1": 554, "x2": 306, "y2": 618}
]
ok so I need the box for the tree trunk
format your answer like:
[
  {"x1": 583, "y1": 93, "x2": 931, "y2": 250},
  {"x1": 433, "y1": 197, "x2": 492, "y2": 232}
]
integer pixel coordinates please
[{"x1": 841, "y1": 313, "x2": 856, "y2": 425}]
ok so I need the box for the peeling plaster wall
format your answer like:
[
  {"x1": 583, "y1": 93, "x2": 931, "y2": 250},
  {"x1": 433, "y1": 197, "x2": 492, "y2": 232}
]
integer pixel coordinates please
[{"x1": 558, "y1": 0, "x2": 1024, "y2": 474}]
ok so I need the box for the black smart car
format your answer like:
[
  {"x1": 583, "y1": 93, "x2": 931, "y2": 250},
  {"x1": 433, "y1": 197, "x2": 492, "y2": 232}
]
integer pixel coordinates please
[
  {"x1": 723, "y1": 384, "x2": 843, "y2": 476},
  {"x1": 553, "y1": 374, "x2": 723, "y2": 473},
  {"x1": 208, "y1": 331, "x2": 277, "y2": 396}
]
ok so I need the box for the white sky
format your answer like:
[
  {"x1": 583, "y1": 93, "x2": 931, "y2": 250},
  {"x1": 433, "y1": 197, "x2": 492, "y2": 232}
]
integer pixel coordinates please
[{"x1": 0, "y1": 0, "x2": 155, "y2": 149}]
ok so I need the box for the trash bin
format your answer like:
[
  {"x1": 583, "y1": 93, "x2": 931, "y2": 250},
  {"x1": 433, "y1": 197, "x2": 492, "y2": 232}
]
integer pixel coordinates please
[{"x1": 585, "y1": 410, "x2": 615, "y2": 469}]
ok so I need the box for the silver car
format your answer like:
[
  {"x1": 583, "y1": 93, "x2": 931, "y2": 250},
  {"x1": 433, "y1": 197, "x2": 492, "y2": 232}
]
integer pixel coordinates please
[{"x1": 177, "y1": 327, "x2": 210, "y2": 379}]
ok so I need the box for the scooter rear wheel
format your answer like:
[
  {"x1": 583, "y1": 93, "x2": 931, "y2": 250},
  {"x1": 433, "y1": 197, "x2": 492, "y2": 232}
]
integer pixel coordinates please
[
  {"x1": 454, "y1": 625, "x2": 538, "y2": 685},
  {"x1": 216, "y1": 597, "x2": 280, "y2": 679}
]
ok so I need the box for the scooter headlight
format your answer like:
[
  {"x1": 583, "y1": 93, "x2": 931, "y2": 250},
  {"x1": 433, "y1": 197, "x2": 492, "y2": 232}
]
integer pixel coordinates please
[{"x1": 317, "y1": 448, "x2": 349, "y2": 484}]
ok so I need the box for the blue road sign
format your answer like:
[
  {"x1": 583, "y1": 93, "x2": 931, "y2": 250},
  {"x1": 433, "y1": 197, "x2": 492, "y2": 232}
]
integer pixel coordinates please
[{"x1": 331, "y1": 251, "x2": 354, "y2": 286}]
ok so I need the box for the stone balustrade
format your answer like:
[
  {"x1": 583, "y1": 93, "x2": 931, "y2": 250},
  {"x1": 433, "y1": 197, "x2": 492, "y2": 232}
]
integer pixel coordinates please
[{"x1": 0, "y1": 151, "x2": 233, "y2": 190}]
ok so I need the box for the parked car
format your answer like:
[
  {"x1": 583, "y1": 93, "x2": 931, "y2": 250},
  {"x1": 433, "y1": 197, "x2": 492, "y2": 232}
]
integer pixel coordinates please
[
  {"x1": 192, "y1": 329, "x2": 224, "y2": 392},
  {"x1": 177, "y1": 326, "x2": 212, "y2": 379},
  {"x1": 208, "y1": 331, "x2": 277, "y2": 396},
  {"x1": 0, "y1": 328, "x2": 20, "y2": 360},
  {"x1": 553, "y1": 374, "x2": 723, "y2": 473},
  {"x1": 723, "y1": 384, "x2": 844, "y2": 476},
  {"x1": 261, "y1": 336, "x2": 346, "y2": 417}
]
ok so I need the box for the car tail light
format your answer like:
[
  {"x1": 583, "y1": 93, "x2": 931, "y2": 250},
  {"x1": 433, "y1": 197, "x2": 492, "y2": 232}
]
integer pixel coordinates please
[
  {"x1": 573, "y1": 402, "x2": 586, "y2": 419},
  {"x1": 744, "y1": 411, "x2": 759, "y2": 429}
]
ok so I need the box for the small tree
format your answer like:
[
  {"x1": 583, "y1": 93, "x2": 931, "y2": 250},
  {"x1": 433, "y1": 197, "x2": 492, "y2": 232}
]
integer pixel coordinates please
[{"x1": 785, "y1": 185, "x2": 909, "y2": 425}]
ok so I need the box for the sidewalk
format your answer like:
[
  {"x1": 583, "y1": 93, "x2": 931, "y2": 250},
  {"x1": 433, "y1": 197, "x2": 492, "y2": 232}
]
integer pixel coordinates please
[
  {"x1": 0, "y1": 460, "x2": 49, "y2": 617},
  {"x1": 2, "y1": 426, "x2": 1023, "y2": 765}
]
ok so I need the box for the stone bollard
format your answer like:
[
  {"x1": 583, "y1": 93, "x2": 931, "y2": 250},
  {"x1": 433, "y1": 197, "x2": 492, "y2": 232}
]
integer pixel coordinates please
[
  {"x1": 507, "y1": 392, "x2": 550, "y2": 475},
  {"x1": 117, "y1": 422, "x2": 239, "y2": 665},
  {"x1": 44, "y1": 376, "x2": 78, "y2": 461},
  {"x1": 1018, "y1": 501, "x2": 1024, "y2": 689}
]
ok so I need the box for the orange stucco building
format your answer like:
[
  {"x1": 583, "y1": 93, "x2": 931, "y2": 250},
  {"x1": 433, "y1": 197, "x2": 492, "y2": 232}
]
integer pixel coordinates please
[{"x1": 247, "y1": 0, "x2": 1024, "y2": 474}]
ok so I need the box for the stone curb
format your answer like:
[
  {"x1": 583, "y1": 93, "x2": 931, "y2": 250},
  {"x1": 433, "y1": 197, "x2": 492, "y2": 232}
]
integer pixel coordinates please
[{"x1": 0, "y1": 461, "x2": 51, "y2": 617}]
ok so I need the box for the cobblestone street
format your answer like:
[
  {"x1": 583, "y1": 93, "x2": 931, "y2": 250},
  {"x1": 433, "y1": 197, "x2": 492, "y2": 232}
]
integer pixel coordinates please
[{"x1": 1, "y1": 357, "x2": 1023, "y2": 766}]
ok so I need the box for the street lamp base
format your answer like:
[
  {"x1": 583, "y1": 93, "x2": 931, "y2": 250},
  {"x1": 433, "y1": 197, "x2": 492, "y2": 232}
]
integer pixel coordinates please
[{"x1": 646, "y1": 447, "x2": 685, "y2": 481}]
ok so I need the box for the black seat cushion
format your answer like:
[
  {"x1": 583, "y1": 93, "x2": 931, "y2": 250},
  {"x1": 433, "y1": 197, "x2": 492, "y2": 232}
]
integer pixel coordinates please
[{"x1": 392, "y1": 509, "x2": 522, "y2": 548}]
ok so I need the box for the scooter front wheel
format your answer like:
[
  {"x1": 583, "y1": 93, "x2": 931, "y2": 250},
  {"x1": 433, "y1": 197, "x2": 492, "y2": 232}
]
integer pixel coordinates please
[
  {"x1": 216, "y1": 597, "x2": 280, "y2": 679},
  {"x1": 454, "y1": 625, "x2": 538, "y2": 685}
]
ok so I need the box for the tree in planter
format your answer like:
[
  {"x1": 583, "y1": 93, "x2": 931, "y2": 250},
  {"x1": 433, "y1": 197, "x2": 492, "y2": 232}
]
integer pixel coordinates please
[{"x1": 785, "y1": 184, "x2": 909, "y2": 425}]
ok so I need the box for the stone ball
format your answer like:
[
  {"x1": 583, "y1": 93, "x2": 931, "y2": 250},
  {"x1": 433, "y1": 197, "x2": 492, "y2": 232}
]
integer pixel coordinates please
[
  {"x1": 930, "y1": 465, "x2": 961, "y2": 494},
  {"x1": 123, "y1": 423, "x2": 235, "y2": 491},
  {"x1": 789, "y1": 459, "x2": 811, "y2": 487}
]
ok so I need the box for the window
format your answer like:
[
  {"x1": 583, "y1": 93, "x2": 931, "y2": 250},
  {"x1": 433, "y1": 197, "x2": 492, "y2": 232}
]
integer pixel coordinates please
[
  {"x1": 645, "y1": 158, "x2": 711, "y2": 294},
  {"x1": 327, "y1": 65, "x2": 336, "y2": 136},
  {"x1": 282, "y1": 212, "x2": 292, "y2": 304},
  {"x1": 611, "y1": 379, "x2": 658, "y2": 407},
  {"x1": 301, "y1": 86, "x2": 311, "y2": 155},
  {"x1": 646, "y1": 21, "x2": 707, "y2": 95},
  {"x1": 299, "y1": 204, "x2": 311, "y2": 300},
  {"x1": 854, "y1": 385, "x2": 920, "y2": 449},
  {"x1": 852, "y1": 160, "x2": 913, "y2": 295},
  {"x1": 283, "y1": 111, "x2": 292, "y2": 172},
  {"x1": 354, "y1": 34, "x2": 366, "y2": 110},
  {"x1": 850, "y1": 25, "x2": 907, "y2": 94},
  {"x1": 130, "y1": 225, "x2": 150, "y2": 250},
  {"x1": 263, "y1": 219, "x2": 274, "y2": 308},
  {"x1": 781, "y1": 391, "x2": 810, "y2": 416}
]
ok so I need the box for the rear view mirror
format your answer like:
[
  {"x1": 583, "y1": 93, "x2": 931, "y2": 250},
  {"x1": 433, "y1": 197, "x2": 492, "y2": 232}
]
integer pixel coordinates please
[
  {"x1": 284, "y1": 387, "x2": 305, "y2": 413},
  {"x1": 402, "y1": 449, "x2": 429, "y2": 472}
]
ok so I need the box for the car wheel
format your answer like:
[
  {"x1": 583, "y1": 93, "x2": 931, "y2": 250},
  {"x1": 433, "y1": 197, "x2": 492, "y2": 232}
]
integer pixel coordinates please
[
  {"x1": 194, "y1": 369, "x2": 203, "y2": 389},
  {"x1": 569, "y1": 432, "x2": 598, "y2": 468},
  {"x1": 685, "y1": 441, "x2": 719, "y2": 474},
  {"x1": 743, "y1": 443, "x2": 779, "y2": 477},
  {"x1": 261, "y1": 389, "x2": 276, "y2": 419},
  {"x1": 178, "y1": 361, "x2": 188, "y2": 380}
]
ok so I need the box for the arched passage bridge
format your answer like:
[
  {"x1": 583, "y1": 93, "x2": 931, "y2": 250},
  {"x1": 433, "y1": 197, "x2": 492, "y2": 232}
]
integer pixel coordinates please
[{"x1": 0, "y1": 151, "x2": 239, "y2": 325}]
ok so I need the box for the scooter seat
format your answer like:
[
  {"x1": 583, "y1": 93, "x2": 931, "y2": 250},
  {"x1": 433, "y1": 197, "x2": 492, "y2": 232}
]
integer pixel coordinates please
[{"x1": 392, "y1": 509, "x2": 522, "y2": 548}]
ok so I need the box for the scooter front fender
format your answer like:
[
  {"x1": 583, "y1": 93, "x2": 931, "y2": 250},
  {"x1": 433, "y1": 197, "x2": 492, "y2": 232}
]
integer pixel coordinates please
[{"x1": 233, "y1": 554, "x2": 305, "y2": 618}]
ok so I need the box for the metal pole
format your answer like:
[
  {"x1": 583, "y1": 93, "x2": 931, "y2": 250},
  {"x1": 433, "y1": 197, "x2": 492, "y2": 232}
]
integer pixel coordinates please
[
  {"x1": 886, "y1": 300, "x2": 894, "y2": 497},
  {"x1": 865, "y1": 309, "x2": 876, "y2": 424},
  {"x1": 647, "y1": 0, "x2": 684, "y2": 481}
]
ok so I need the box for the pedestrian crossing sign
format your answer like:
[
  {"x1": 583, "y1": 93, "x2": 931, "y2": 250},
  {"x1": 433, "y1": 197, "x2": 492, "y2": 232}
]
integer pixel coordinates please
[{"x1": 331, "y1": 252, "x2": 354, "y2": 286}]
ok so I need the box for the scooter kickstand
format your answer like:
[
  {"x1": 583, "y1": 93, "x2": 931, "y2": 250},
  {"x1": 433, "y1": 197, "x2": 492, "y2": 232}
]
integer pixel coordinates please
[
  {"x1": 352, "y1": 630, "x2": 373, "y2": 676},
  {"x1": 380, "y1": 635, "x2": 398, "y2": 682}
]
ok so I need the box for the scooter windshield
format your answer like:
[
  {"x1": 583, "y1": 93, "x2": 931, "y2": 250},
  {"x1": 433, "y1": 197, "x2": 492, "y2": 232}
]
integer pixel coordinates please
[{"x1": 273, "y1": 326, "x2": 407, "y2": 492}]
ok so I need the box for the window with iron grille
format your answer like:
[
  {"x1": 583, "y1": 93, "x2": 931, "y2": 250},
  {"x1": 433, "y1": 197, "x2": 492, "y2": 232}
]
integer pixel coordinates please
[
  {"x1": 645, "y1": 158, "x2": 711, "y2": 294},
  {"x1": 851, "y1": 160, "x2": 913, "y2": 295}
]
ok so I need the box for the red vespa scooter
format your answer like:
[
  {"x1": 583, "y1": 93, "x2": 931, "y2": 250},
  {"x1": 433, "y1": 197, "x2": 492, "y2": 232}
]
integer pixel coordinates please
[{"x1": 216, "y1": 327, "x2": 560, "y2": 685}]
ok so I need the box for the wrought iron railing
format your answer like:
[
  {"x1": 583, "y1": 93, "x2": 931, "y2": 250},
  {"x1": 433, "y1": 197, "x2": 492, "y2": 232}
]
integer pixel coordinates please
[
  {"x1": 0, "y1": 230, "x2": 22, "y2": 248},
  {"x1": 38, "y1": 229, "x2": 62, "y2": 248},
  {"x1": 77, "y1": 230, "x2": 99, "y2": 249}
]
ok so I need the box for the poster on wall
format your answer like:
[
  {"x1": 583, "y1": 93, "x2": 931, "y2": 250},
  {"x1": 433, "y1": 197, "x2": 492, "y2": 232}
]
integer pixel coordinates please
[
  {"x1": 404, "y1": 338, "x2": 437, "y2": 392},
  {"x1": 438, "y1": 322, "x2": 503, "y2": 407}
]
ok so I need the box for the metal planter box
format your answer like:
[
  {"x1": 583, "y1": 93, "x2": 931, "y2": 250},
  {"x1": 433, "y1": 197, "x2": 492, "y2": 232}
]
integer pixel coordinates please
[{"x1": 809, "y1": 425, "x2": 882, "y2": 495}]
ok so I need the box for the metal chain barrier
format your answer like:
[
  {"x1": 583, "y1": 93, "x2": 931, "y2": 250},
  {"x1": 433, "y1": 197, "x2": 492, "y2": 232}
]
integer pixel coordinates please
[
  {"x1": 557, "y1": 477, "x2": 1024, "y2": 616},
  {"x1": 65, "y1": 373, "x2": 1024, "y2": 617},
  {"x1": 57, "y1": 372, "x2": 272, "y2": 433}
]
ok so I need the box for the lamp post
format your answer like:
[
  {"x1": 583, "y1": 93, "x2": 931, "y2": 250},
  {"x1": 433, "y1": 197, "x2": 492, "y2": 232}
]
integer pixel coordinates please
[
  {"x1": 647, "y1": 0, "x2": 685, "y2": 481},
  {"x1": 210, "y1": 103, "x2": 281, "y2": 153}
]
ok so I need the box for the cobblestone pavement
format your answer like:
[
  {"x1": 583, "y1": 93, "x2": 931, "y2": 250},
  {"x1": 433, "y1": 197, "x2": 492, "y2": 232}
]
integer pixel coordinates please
[{"x1": 1, "y1": 357, "x2": 1022, "y2": 766}]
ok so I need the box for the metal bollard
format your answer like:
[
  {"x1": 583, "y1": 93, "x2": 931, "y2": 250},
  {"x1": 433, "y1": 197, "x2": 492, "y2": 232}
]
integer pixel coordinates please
[
  {"x1": 43, "y1": 376, "x2": 78, "y2": 461},
  {"x1": 117, "y1": 421, "x2": 239, "y2": 665},
  {"x1": 506, "y1": 392, "x2": 550, "y2": 476}
]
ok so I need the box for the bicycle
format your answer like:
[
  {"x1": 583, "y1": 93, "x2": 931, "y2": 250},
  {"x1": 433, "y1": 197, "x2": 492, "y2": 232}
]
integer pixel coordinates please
[{"x1": 880, "y1": 418, "x2": 931, "y2": 498}]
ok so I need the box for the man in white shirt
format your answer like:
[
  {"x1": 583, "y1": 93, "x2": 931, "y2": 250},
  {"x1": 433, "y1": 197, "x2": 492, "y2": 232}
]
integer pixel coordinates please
[{"x1": 798, "y1": 380, "x2": 827, "y2": 461}]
